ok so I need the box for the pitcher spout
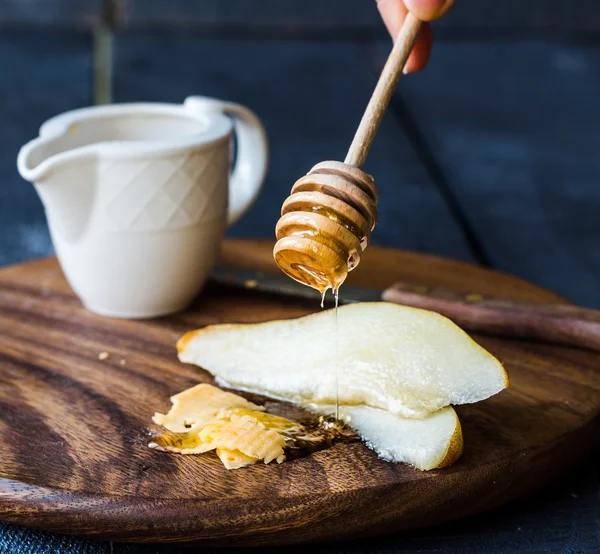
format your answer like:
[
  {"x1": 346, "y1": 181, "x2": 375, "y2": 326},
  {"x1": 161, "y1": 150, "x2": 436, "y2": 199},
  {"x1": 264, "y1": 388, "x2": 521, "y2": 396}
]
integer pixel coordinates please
[
  {"x1": 18, "y1": 121, "x2": 96, "y2": 182},
  {"x1": 17, "y1": 134, "x2": 56, "y2": 183},
  {"x1": 17, "y1": 128, "x2": 98, "y2": 244}
]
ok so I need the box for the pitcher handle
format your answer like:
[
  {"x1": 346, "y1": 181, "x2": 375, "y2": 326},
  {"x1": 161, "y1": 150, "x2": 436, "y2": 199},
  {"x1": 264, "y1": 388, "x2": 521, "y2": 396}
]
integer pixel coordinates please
[{"x1": 183, "y1": 96, "x2": 268, "y2": 226}]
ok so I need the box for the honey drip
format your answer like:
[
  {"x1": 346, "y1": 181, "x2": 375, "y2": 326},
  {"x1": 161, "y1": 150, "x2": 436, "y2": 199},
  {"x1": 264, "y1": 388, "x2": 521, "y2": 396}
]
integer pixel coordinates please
[
  {"x1": 318, "y1": 286, "x2": 341, "y2": 420},
  {"x1": 334, "y1": 287, "x2": 340, "y2": 420}
]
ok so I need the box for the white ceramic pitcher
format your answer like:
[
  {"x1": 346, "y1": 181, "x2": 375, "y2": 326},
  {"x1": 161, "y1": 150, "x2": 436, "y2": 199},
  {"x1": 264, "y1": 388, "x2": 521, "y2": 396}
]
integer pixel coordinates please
[{"x1": 17, "y1": 96, "x2": 268, "y2": 318}]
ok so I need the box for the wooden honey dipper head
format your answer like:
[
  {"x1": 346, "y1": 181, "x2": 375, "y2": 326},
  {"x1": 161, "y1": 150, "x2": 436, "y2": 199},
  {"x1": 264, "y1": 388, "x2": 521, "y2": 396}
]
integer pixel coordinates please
[
  {"x1": 274, "y1": 161, "x2": 378, "y2": 293},
  {"x1": 273, "y1": 13, "x2": 423, "y2": 292}
]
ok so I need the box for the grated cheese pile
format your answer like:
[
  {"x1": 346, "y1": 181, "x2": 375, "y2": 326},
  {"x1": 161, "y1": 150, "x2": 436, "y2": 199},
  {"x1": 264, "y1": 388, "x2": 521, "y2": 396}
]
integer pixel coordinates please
[{"x1": 149, "y1": 383, "x2": 302, "y2": 469}]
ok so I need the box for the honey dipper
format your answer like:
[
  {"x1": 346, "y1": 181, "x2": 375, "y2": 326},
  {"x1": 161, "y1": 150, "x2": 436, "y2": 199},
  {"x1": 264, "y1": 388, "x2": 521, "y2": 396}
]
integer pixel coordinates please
[{"x1": 274, "y1": 13, "x2": 423, "y2": 294}]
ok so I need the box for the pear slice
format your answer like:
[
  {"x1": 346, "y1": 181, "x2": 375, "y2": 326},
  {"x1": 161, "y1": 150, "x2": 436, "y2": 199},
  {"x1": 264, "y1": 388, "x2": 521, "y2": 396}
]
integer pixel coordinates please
[
  {"x1": 178, "y1": 302, "x2": 508, "y2": 419},
  {"x1": 315, "y1": 405, "x2": 463, "y2": 470}
]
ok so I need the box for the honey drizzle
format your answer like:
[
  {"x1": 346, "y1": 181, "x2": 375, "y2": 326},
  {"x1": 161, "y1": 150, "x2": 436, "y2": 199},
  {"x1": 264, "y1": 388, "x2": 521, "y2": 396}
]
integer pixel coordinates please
[
  {"x1": 319, "y1": 286, "x2": 340, "y2": 421},
  {"x1": 334, "y1": 287, "x2": 340, "y2": 420}
]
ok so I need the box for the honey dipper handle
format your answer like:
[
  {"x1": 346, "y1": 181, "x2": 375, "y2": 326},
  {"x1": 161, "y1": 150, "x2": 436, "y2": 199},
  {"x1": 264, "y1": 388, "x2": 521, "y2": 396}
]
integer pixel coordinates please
[{"x1": 345, "y1": 13, "x2": 422, "y2": 168}]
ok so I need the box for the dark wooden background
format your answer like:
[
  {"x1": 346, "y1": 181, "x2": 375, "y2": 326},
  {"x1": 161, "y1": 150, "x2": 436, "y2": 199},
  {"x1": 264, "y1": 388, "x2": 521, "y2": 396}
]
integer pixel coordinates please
[{"x1": 0, "y1": 0, "x2": 599, "y2": 552}]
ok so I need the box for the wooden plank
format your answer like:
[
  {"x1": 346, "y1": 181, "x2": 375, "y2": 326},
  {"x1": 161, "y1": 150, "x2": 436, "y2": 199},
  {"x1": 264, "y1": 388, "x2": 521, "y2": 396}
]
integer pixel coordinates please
[
  {"x1": 110, "y1": 458, "x2": 600, "y2": 552},
  {"x1": 0, "y1": 0, "x2": 101, "y2": 27},
  {"x1": 1, "y1": 244, "x2": 599, "y2": 545},
  {"x1": 390, "y1": 40, "x2": 600, "y2": 308},
  {"x1": 119, "y1": 0, "x2": 600, "y2": 32},
  {"x1": 112, "y1": 31, "x2": 475, "y2": 262},
  {"x1": 0, "y1": 30, "x2": 93, "y2": 267},
  {"x1": 2, "y1": 463, "x2": 598, "y2": 552}
]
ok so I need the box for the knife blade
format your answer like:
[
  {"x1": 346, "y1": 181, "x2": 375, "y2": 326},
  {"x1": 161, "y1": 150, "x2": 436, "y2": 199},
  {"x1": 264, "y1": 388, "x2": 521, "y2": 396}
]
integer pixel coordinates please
[{"x1": 210, "y1": 266, "x2": 382, "y2": 305}]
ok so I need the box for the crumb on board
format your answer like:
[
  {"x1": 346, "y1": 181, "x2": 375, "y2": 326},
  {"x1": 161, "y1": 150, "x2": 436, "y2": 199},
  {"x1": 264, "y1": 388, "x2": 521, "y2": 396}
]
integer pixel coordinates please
[
  {"x1": 98, "y1": 351, "x2": 109, "y2": 361},
  {"x1": 119, "y1": 359, "x2": 126, "y2": 366}
]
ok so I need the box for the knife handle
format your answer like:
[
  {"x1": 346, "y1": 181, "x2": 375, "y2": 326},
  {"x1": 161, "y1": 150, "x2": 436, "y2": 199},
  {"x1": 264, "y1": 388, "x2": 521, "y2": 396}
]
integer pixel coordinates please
[{"x1": 382, "y1": 283, "x2": 600, "y2": 353}]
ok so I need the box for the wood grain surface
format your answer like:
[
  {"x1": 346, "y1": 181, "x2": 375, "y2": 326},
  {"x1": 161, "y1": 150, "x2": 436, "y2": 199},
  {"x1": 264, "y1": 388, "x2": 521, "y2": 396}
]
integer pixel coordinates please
[{"x1": 0, "y1": 239, "x2": 599, "y2": 546}]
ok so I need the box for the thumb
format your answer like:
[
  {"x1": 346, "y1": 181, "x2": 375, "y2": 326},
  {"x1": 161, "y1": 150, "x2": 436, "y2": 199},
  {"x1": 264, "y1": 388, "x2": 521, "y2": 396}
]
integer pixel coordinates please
[{"x1": 403, "y1": 0, "x2": 455, "y2": 21}]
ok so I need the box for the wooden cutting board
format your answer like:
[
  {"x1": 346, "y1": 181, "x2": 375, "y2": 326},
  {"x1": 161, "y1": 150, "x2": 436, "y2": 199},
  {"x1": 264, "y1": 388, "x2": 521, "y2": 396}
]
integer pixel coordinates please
[{"x1": 1, "y1": 239, "x2": 599, "y2": 546}]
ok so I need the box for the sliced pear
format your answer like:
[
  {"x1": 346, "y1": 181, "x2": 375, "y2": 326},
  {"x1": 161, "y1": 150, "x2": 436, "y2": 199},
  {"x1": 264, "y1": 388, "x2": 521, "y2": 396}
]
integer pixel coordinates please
[
  {"x1": 315, "y1": 405, "x2": 463, "y2": 470},
  {"x1": 178, "y1": 302, "x2": 508, "y2": 419}
]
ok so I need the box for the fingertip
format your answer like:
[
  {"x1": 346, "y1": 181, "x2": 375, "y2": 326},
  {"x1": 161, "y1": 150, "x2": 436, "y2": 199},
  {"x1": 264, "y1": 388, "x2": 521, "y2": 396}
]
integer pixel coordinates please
[
  {"x1": 403, "y1": 23, "x2": 432, "y2": 73},
  {"x1": 403, "y1": 0, "x2": 455, "y2": 22},
  {"x1": 376, "y1": 0, "x2": 408, "y2": 38}
]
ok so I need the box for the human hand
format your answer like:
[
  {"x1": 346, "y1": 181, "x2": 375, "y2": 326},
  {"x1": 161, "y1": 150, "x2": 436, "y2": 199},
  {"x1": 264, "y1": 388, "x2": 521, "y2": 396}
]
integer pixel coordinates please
[{"x1": 376, "y1": 0, "x2": 455, "y2": 73}]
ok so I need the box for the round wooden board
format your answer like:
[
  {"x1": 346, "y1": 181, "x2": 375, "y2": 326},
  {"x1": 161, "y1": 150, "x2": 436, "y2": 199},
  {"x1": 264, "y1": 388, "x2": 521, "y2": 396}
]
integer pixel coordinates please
[{"x1": 0, "y1": 239, "x2": 599, "y2": 546}]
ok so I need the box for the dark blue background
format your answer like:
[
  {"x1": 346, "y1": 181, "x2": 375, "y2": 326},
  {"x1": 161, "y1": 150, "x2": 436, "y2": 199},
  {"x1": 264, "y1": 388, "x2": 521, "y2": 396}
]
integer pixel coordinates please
[{"x1": 0, "y1": 1, "x2": 599, "y2": 552}]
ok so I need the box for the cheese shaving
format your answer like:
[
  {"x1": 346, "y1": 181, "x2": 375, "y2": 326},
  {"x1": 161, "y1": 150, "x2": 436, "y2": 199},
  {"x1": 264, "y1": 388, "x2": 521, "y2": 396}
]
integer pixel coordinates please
[{"x1": 150, "y1": 383, "x2": 294, "y2": 469}]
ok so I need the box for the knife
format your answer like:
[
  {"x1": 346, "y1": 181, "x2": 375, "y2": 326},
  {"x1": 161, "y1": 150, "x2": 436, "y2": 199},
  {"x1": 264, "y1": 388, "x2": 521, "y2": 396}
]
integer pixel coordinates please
[
  {"x1": 210, "y1": 266, "x2": 381, "y2": 305},
  {"x1": 210, "y1": 266, "x2": 600, "y2": 353}
]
